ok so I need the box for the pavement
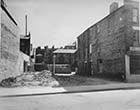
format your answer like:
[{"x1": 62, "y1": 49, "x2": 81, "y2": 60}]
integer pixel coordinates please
[
  {"x1": 1, "y1": 89, "x2": 140, "y2": 110},
  {"x1": 0, "y1": 83, "x2": 140, "y2": 97}
]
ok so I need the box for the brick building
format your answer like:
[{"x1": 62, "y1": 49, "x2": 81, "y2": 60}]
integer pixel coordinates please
[
  {"x1": 77, "y1": 0, "x2": 139, "y2": 81},
  {"x1": 20, "y1": 34, "x2": 31, "y2": 56},
  {"x1": 34, "y1": 46, "x2": 56, "y2": 71},
  {"x1": 64, "y1": 42, "x2": 77, "y2": 49},
  {"x1": 53, "y1": 49, "x2": 77, "y2": 74},
  {"x1": 77, "y1": 29, "x2": 91, "y2": 76}
]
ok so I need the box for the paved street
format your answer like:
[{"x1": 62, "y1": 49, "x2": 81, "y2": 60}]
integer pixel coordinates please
[{"x1": 0, "y1": 89, "x2": 140, "y2": 110}]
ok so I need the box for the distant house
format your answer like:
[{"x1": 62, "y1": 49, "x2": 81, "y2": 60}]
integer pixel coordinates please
[
  {"x1": 64, "y1": 42, "x2": 77, "y2": 49},
  {"x1": 34, "y1": 46, "x2": 56, "y2": 71},
  {"x1": 77, "y1": 0, "x2": 140, "y2": 82},
  {"x1": 52, "y1": 49, "x2": 77, "y2": 74}
]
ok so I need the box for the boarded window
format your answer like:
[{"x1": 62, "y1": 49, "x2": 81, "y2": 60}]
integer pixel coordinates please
[
  {"x1": 89, "y1": 28, "x2": 93, "y2": 36},
  {"x1": 130, "y1": 55, "x2": 140, "y2": 74}
]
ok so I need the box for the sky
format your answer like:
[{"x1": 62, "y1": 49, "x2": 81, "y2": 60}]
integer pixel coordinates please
[{"x1": 5, "y1": 0, "x2": 123, "y2": 48}]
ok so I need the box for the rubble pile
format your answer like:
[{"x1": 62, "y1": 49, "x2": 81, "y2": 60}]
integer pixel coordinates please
[
  {"x1": 0, "y1": 70, "x2": 59, "y2": 87},
  {"x1": 0, "y1": 77, "x2": 16, "y2": 87}
]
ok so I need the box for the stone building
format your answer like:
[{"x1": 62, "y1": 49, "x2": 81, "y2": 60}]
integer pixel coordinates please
[
  {"x1": 0, "y1": 0, "x2": 30, "y2": 81},
  {"x1": 0, "y1": 0, "x2": 20, "y2": 81},
  {"x1": 77, "y1": 0, "x2": 139, "y2": 81},
  {"x1": 64, "y1": 42, "x2": 77, "y2": 49}
]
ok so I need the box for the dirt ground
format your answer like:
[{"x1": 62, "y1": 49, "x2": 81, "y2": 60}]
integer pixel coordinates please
[
  {"x1": 53, "y1": 75, "x2": 117, "y2": 87},
  {"x1": 0, "y1": 70, "x2": 59, "y2": 87},
  {"x1": 0, "y1": 70, "x2": 120, "y2": 88}
]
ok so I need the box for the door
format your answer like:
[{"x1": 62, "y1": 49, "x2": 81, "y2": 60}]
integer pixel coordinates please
[{"x1": 130, "y1": 55, "x2": 140, "y2": 74}]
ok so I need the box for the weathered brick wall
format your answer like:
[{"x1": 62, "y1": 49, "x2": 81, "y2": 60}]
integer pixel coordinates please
[
  {"x1": 77, "y1": 1, "x2": 139, "y2": 76},
  {"x1": 91, "y1": 4, "x2": 139, "y2": 75},
  {"x1": 89, "y1": 7, "x2": 127, "y2": 74},
  {"x1": 77, "y1": 34, "x2": 84, "y2": 74},
  {"x1": 0, "y1": 7, "x2": 21, "y2": 81},
  {"x1": 0, "y1": 8, "x2": 1, "y2": 58},
  {"x1": 124, "y1": 4, "x2": 139, "y2": 49},
  {"x1": 77, "y1": 30, "x2": 91, "y2": 75},
  {"x1": 77, "y1": 6, "x2": 135, "y2": 75}
]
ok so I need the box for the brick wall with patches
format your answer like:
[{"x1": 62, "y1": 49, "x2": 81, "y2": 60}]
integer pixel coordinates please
[{"x1": 0, "y1": 4, "x2": 22, "y2": 81}]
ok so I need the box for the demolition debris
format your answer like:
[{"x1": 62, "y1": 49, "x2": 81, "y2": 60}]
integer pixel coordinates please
[{"x1": 0, "y1": 70, "x2": 59, "y2": 87}]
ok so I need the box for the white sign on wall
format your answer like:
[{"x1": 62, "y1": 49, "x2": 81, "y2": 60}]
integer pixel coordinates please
[{"x1": 130, "y1": 47, "x2": 140, "y2": 51}]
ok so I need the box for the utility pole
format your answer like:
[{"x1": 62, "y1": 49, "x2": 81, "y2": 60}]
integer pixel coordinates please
[{"x1": 53, "y1": 54, "x2": 56, "y2": 75}]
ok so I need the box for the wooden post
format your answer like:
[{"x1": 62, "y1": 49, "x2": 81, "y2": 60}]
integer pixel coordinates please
[
  {"x1": 125, "y1": 54, "x2": 130, "y2": 81},
  {"x1": 53, "y1": 54, "x2": 56, "y2": 75}
]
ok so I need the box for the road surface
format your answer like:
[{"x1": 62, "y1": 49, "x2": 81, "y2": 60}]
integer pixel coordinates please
[{"x1": 0, "y1": 89, "x2": 140, "y2": 110}]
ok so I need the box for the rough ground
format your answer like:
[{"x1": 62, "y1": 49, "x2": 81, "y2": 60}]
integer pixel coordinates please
[
  {"x1": 0, "y1": 70, "x2": 59, "y2": 87},
  {"x1": 53, "y1": 75, "x2": 116, "y2": 87},
  {"x1": 0, "y1": 70, "x2": 117, "y2": 88}
]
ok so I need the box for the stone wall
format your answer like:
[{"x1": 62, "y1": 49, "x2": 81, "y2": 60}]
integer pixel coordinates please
[{"x1": 0, "y1": 7, "x2": 22, "y2": 81}]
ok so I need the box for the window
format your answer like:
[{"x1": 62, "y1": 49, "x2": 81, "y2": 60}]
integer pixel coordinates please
[
  {"x1": 89, "y1": 28, "x2": 93, "y2": 36},
  {"x1": 119, "y1": 17, "x2": 122, "y2": 21},
  {"x1": 89, "y1": 44, "x2": 92, "y2": 54},
  {"x1": 132, "y1": 8, "x2": 138, "y2": 22},
  {"x1": 97, "y1": 24, "x2": 100, "y2": 33}
]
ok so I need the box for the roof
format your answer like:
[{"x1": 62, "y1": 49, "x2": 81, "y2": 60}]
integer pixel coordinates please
[
  {"x1": 53, "y1": 49, "x2": 77, "y2": 54},
  {"x1": 1, "y1": 0, "x2": 18, "y2": 26},
  {"x1": 77, "y1": 5, "x2": 125, "y2": 39}
]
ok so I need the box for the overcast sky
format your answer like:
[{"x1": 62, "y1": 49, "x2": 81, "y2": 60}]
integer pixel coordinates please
[{"x1": 5, "y1": 0, "x2": 123, "y2": 48}]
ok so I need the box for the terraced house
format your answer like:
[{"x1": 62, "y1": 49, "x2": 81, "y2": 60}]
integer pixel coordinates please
[{"x1": 77, "y1": 0, "x2": 140, "y2": 82}]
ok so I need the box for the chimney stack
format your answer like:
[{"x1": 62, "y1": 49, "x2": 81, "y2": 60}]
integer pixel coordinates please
[
  {"x1": 25, "y1": 15, "x2": 27, "y2": 36},
  {"x1": 110, "y1": 2, "x2": 119, "y2": 13}
]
